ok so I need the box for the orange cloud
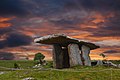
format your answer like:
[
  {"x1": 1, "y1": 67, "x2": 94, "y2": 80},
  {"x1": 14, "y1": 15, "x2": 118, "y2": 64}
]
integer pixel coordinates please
[
  {"x1": 90, "y1": 54, "x2": 120, "y2": 60},
  {"x1": 1, "y1": 46, "x2": 119, "y2": 60},
  {"x1": 90, "y1": 47, "x2": 120, "y2": 60},
  {"x1": 0, "y1": 17, "x2": 15, "y2": 28},
  {"x1": 0, "y1": 23, "x2": 12, "y2": 28},
  {"x1": 20, "y1": 31, "x2": 35, "y2": 36},
  {"x1": 0, "y1": 17, "x2": 13, "y2": 22},
  {"x1": 0, "y1": 12, "x2": 118, "y2": 60},
  {"x1": 91, "y1": 12, "x2": 114, "y2": 24},
  {"x1": 74, "y1": 12, "x2": 114, "y2": 31}
]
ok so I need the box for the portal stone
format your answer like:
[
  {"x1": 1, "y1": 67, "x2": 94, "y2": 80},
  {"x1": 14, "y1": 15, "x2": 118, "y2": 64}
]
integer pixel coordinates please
[
  {"x1": 81, "y1": 45, "x2": 91, "y2": 66},
  {"x1": 68, "y1": 44, "x2": 83, "y2": 67},
  {"x1": 53, "y1": 44, "x2": 63, "y2": 69},
  {"x1": 62, "y1": 47, "x2": 70, "y2": 68}
]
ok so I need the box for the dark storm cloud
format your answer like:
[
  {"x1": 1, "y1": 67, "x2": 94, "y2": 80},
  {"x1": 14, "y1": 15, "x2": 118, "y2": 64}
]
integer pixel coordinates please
[
  {"x1": 0, "y1": 0, "x2": 119, "y2": 38},
  {"x1": 104, "y1": 50, "x2": 119, "y2": 54},
  {"x1": 40, "y1": 0, "x2": 120, "y2": 32},
  {"x1": 0, "y1": 0, "x2": 28, "y2": 16},
  {"x1": 50, "y1": 19, "x2": 78, "y2": 26},
  {"x1": 0, "y1": 0, "x2": 119, "y2": 60},
  {"x1": 0, "y1": 27, "x2": 13, "y2": 35},
  {"x1": 90, "y1": 28, "x2": 120, "y2": 37},
  {"x1": 1, "y1": 0, "x2": 120, "y2": 17},
  {"x1": 34, "y1": 0, "x2": 120, "y2": 12},
  {"x1": 63, "y1": 0, "x2": 120, "y2": 11},
  {"x1": 91, "y1": 13, "x2": 120, "y2": 37},
  {"x1": 6, "y1": 33, "x2": 32, "y2": 47},
  {"x1": 0, "y1": 33, "x2": 32, "y2": 49},
  {"x1": 0, "y1": 41, "x2": 5, "y2": 49},
  {"x1": 0, "y1": 52, "x2": 15, "y2": 60},
  {"x1": 104, "y1": 13, "x2": 120, "y2": 31},
  {"x1": 21, "y1": 0, "x2": 65, "y2": 17}
]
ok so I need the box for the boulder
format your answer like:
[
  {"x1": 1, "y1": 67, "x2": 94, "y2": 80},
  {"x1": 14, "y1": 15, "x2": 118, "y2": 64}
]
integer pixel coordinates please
[
  {"x1": 0, "y1": 72, "x2": 5, "y2": 75},
  {"x1": 22, "y1": 77, "x2": 35, "y2": 80},
  {"x1": 118, "y1": 64, "x2": 120, "y2": 68},
  {"x1": 96, "y1": 60, "x2": 103, "y2": 65},
  {"x1": 105, "y1": 61, "x2": 118, "y2": 67}
]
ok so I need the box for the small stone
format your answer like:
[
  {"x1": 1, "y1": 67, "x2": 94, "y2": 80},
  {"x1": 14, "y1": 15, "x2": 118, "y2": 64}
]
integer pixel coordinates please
[
  {"x1": 106, "y1": 61, "x2": 117, "y2": 67},
  {"x1": 22, "y1": 77, "x2": 35, "y2": 80},
  {"x1": 118, "y1": 64, "x2": 120, "y2": 68},
  {"x1": 0, "y1": 72, "x2": 5, "y2": 75}
]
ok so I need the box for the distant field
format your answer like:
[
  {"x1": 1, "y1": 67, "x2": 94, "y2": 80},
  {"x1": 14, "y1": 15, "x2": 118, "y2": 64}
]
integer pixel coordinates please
[
  {"x1": 0, "y1": 60, "x2": 120, "y2": 80},
  {"x1": 110, "y1": 60, "x2": 120, "y2": 64},
  {"x1": 0, "y1": 60, "x2": 35, "y2": 69}
]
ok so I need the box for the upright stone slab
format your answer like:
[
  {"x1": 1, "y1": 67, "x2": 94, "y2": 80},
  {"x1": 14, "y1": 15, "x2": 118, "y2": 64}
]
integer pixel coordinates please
[
  {"x1": 62, "y1": 47, "x2": 70, "y2": 68},
  {"x1": 81, "y1": 45, "x2": 91, "y2": 66},
  {"x1": 68, "y1": 44, "x2": 83, "y2": 67},
  {"x1": 53, "y1": 44, "x2": 63, "y2": 69}
]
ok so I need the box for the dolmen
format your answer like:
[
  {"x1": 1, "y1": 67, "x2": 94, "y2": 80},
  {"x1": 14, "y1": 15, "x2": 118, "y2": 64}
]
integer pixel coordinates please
[{"x1": 34, "y1": 34, "x2": 100, "y2": 69}]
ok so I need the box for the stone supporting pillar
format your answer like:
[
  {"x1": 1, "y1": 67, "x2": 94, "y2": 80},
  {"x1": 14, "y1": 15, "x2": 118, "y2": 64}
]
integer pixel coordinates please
[
  {"x1": 81, "y1": 45, "x2": 91, "y2": 66},
  {"x1": 68, "y1": 44, "x2": 83, "y2": 67},
  {"x1": 62, "y1": 47, "x2": 70, "y2": 68},
  {"x1": 53, "y1": 44, "x2": 63, "y2": 69}
]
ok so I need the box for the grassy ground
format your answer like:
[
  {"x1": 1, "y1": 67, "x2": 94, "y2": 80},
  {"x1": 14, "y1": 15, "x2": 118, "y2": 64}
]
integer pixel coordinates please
[
  {"x1": 0, "y1": 60, "x2": 35, "y2": 69},
  {"x1": 0, "y1": 60, "x2": 120, "y2": 80}
]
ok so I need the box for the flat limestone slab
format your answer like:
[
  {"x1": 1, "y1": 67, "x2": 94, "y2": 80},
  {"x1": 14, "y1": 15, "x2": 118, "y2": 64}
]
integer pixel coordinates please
[{"x1": 34, "y1": 34, "x2": 99, "y2": 50}]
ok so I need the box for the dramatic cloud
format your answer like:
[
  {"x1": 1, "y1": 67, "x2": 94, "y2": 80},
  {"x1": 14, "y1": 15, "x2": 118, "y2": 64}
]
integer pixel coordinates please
[
  {"x1": 0, "y1": 0, "x2": 120, "y2": 60},
  {"x1": 103, "y1": 50, "x2": 119, "y2": 54},
  {"x1": 0, "y1": 0, "x2": 28, "y2": 17},
  {"x1": 62, "y1": 0, "x2": 120, "y2": 12},
  {"x1": 95, "y1": 40, "x2": 120, "y2": 47},
  {"x1": 0, "y1": 33, "x2": 32, "y2": 49},
  {"x1": 0, "y1": 27, "x2": 12, "y2": 35},
  {"x1": 0, "y1": 52, "x2": 15, "y2": 60}
]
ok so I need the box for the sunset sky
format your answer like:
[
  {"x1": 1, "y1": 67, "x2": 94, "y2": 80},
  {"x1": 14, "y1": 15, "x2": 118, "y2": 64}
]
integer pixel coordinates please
[{"x1": 0, "y1": 0, "x2": 120, "y2": 60}]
